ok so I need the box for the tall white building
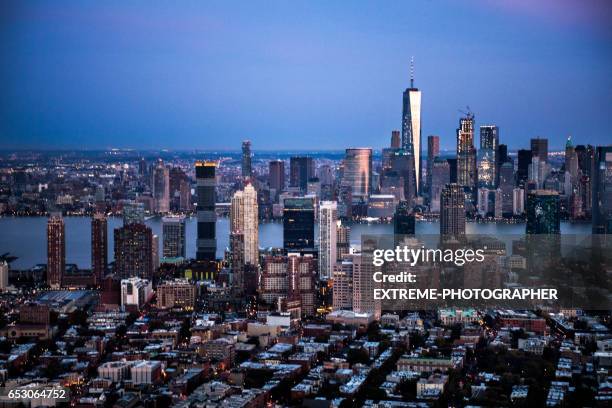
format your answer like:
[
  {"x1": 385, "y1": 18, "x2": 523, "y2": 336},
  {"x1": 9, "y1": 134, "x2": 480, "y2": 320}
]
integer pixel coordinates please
[
  {"x1": 230, "y1": 183, "x2": 259, "y2": 266},
  {"x1": 401, "y1": 61, "x2": 422, "y2": 192},
  {"x1": 319, "y1": 201, "x2": 338, "y2": 280}
]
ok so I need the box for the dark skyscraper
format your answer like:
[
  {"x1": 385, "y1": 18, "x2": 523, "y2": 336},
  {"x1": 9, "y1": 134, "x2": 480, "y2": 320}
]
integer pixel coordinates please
[
  {"x1": 440, "y1": 183, "x2": 466, "y2": 237},
  {"x1": 390, "y1": 130, "x2": 401, "y2": 149},
  {"x1": 401, "y1": 61, "x2": 422, "y2": 193},
  {"x1": 447, "y1": 158, "x2": 457, "y2": 184},
  {"x1": 496, "y1": 143, "x2": 509, "y2": 186},
  {"x1": 592, "y1": 146, "x2": 612, "y2": 234},
  {"x1": 114, "y1": 223, "x2": 153, "y2": 278},
  {"x1": 47, "y1": 212, "x2": 65, "y2": 288},
  {"x1": 499, "y1": 162, "x2": 515, "y2": 215},
  {"x1": 269, "y1": 160, "x2": 285, "y2": 193},
  {"x1": 427, "y1": 135, "x2": 440, "y2": 199},
  {"x1": 526, "y1": 190, "x2": 560, "y2": 234},
  {"x1": 242, "y1": 140, "x2": 252, "y2": 179},
  {"x1": 290, "y1": 156, "x2": 314, "y2": 191},
  {"x1": 430, "y1": 158, "x2": 451, "y2": 212},
  {"x1": 479, "y1": 125, "x2": 499, "y2": 152},
  {"x1": 391, "y1": 150, "x2": 416, "y2": 205},
  {"x1": 283, "y1": 197, "x2": 315, "y2": 250},
  {"x1": 196, "y1": 161, "x2": 217, "y2": 261},
  {"x1": 517, "y1": 149, "x2": 532, "y2": 186},
  {"x1": 393, "y1": 200, "x2": 415, "y2": 235},
  {"x1": 575, "y1": 145, "x2": 594, "y2": 178},
  {"x1": 531, "y1": 138, "x2": 549, "y2": 163},
  {"x1": 91, "y1": 212, "x2": 108, "y2": 283}
]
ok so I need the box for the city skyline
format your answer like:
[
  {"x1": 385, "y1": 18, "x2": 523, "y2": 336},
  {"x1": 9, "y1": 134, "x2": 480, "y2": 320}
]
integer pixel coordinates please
[{"x1": 1, "y1": 1, "x2": 611, "y2": 151}]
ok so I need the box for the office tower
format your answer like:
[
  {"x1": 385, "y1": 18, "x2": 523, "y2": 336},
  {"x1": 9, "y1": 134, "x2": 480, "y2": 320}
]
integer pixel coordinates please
[
  {"x1": 283, "y1": 197, "x2": 315, "y2": 250},
  {"x1": 526, "y1": 190, "x2": 560, "y2": 234},
  {"x1": 318, "y1": 164, "x2": 334, "y2": 187},
  {"x1": 162, "y1": 215, "x2": 186, "y2": 258},
  {"x1": 157, "y1": 280, "x2": 196, "y2": 310},
  {"x1": 477, "y1": 149, "x2": 496, "y2": 188},
  {"x1": 269, "y1": 160, "x2": 285, "y2": 193},
  {"x1": 241, "y1": 140, "x2": 253, "y2": 179},
  {"x1": 531, "y1": 138, "x2": 549, "y2": 163},
  {"x1": 338, "y1": 184, "x2": 353, "y2": 219},
  {"x1": 169, "y1": 167, "x2": 187, "y2": 210},
  {"x1": 230, "y1": 232, "x2": 245, "y2": 293},
  {"x1": 307, "y1": 178, "x2": 321, "y2": 198},
  {"x1": 47, "y1": 212, "x2": 65, "y2": 288},
  {"x1": 592, "y1": 146, "x2": 612, "y2": 233},
  {"x1": 517, "y1": 149, "x2": 532, "y2": 186},
  {"x1": 336, "y1": 221, "x2": 350, "y2": 261},
  {"x1": 427, "y1": 135, "x2": 440, "y2": 197},
  {"x1": 120, "y1": 277, "x2": 153, "y2": 311},
  {"x1": 529, "y1": 156, "x2": 549, "y2": 189},
  {"x1": 480, "y1": 125, "x2": 499, "y2": 185},
  {"x1": 351, "y1": 249, "x2": 381, "y2": 319},
  {"x1": 499, "y1": 162, "x2": 515, "y2": 215},
  {"x1": 260, "y1": 255, "x2": 289, "y2": 305},
  {"x1": 123, "y1": 201, "x2": 145, "y2": 225},
  {"x1": 393, "y1": 200, "x2": 415, "y2": 235},
  {"x1": 391, "y1": 150, "x2": 417, "y2": 204},
  {"x1": 456, "y1": 114, "x2": 477, "y2": 193},
  {"x1": 430, "y1": 158, "x2": 451, "y2": 213},
  {"x1": 343, "y1": 148, "x2": 372, "y2": 201},
  {"x1": 290, "y1": 253, "x2": 316, "y2": 317},
  {"x1": 477, "y1": 188, "x2": 490, "y2": 217},
  {"x1": 114, "y1": 223, "x2": 153, "y2": 278},
  {"x1": 91, "y1": 212, "x2": 108, "y2": 282},
  {"x1": 319, "y1": 201, "x2": 338, "y2": 280},
  {"x1": 565, "y1": 136, "x2": 579, "y2": 188},
  {"x1": 230, "y1": 183, "x2": 259, "y2": 266},
  {"x1": 513, "y1": 188, "x2": 525, "y2": 215},
  {"x1": 575, "y1": 145, "x2": 594, "y2": 178},
  {"x1": 0, "y1": 261, "x2": 8, "y2": 290},
  {"x1": 332, "y1": 256, "x2": 355, "y2": 310},
  {"x1": 401, "y1": 63, "x2": 422, "y2": 193},
  {"x1": 152, "y1": 160, "x2": 170, "y2": 213},
  {"x1": 391, "y1": 130, "x2": 401, "y2": 149},
  {"x1": 480, "y1": 125, "x2": 499, "y2": 152},
  {"x1": 179, "y1": 180, "x2": 191, "y2": 211},
  {"x1": 440, "y1": 183, "x2": 465, "y2": 236},
  {"x1": 195, "y1": 161, "x2": 217, "y2": 261},
  {"x1": 290, "y1": 156, "x2": 314, "y2": 191},
  {"x1": 496, "y1": 144, "x2": 508, "y2": 186},
  {"x1": 152, "y1": 234, "x2": 159, "y2": 270},
  {"x1": 447, "y1": 158, "x2": 458, "y2": 183},
  {"x1": 138, "y1": 157, "x2": 147, "y2": 177}
]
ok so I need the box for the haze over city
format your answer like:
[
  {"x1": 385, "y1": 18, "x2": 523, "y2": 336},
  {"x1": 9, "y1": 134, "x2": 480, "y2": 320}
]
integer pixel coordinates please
[{"x1": 1, "y1": 0, "x2": 611, "y2": 151}]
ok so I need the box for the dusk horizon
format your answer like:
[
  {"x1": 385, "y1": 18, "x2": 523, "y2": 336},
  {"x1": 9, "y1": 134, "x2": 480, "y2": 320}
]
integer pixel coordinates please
[{"x1": 2, "y1": 0, "x2": 611, "y2": 151}]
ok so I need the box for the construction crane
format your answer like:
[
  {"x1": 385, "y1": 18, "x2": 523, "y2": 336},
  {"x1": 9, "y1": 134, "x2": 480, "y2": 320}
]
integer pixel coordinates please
[{"x1": 458, "y1": 106, "x2": 474, "y2": 119}]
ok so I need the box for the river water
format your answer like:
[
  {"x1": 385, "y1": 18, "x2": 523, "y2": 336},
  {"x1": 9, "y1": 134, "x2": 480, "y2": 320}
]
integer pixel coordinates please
[{"x1": 0, "y1": 217, "x2": 592, "y2": 269}]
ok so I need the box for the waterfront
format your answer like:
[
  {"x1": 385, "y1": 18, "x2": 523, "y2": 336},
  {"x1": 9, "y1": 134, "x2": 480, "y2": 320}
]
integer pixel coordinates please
[{"x1": 0, "y1": 216, "x2": 592, "y2": 269}]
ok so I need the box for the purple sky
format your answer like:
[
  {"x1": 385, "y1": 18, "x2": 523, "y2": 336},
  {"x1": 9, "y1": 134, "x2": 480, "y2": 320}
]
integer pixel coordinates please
[{"x1": 0, "y1": 0, "x2": 611, "y2": 151}]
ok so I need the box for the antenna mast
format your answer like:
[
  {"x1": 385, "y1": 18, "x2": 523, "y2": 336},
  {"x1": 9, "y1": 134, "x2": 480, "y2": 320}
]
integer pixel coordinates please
[{"x1": 410, "y1": 56, "x2": 415, "y2": 88}]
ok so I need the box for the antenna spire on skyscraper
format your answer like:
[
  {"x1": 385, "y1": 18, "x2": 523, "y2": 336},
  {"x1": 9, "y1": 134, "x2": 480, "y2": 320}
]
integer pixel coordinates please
[{"x1": 410, "y1": 56, "x2": 415, "y2": 88}]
